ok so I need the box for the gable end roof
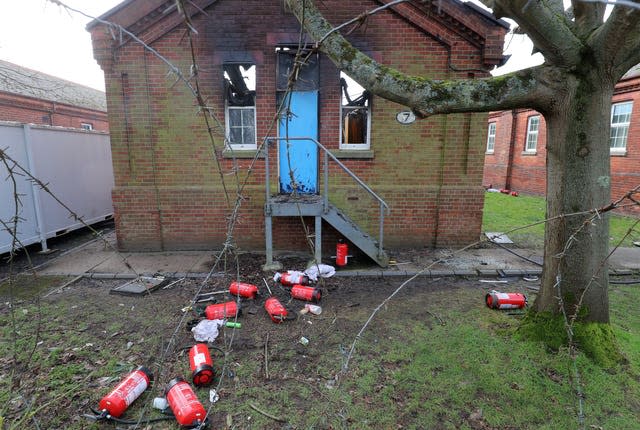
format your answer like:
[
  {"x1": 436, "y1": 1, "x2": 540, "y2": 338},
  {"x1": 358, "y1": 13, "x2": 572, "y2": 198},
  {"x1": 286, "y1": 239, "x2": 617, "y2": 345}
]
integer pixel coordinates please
[{"x1": 0, "y1": 60, "x2": 107, "y2": 112}]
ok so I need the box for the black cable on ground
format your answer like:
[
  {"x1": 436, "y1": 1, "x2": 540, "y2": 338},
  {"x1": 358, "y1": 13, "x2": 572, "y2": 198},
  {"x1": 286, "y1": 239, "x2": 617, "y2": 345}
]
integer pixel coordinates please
[
  {"x1": 610, "y1": 279, "x2": 640, "y2": 285},
  {"x1": 491, "y1": 240, "x2": 543, "y2": 267}
]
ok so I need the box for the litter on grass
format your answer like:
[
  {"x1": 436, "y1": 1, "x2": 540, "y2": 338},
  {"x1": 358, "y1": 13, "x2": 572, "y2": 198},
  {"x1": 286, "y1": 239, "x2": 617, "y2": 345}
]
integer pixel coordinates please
[
  {"x1": 485, "y1": 232, "x2": 514, "y2": 244},
  {"x1": 304, "y1": 264, "x2": 336, "y2": 281},
  {"x1": 191, "y1": 319, "x2": 223, "y2": 342},
  {"x1": 110, "y1": 276, "x2": 171, "y2": 296}
]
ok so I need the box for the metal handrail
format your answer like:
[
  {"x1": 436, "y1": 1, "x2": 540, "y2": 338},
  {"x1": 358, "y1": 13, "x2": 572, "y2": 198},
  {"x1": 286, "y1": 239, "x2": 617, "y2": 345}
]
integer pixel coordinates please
[{"x1": 263, "y1": 136, "x2": 389, "y2": 254}]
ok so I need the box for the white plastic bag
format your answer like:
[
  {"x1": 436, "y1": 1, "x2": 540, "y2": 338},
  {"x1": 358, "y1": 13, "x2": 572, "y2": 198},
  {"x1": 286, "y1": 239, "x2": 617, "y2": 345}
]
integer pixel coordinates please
[
  {"x1": 191, "y1": 319, "x2": 223, "y2": 342},
  {"x1": 304, "y1": 264, "x2": 336, "y2": 281}
]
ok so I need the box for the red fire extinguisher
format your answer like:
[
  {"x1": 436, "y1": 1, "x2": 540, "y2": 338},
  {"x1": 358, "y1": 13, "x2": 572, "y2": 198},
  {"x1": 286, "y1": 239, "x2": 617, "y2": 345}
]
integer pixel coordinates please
[
  {"x1": 291, "y1": 284, "x2": 321, "y2": 302},
  {"x1": 165, "y1": 377, "x2": 208, "y2": 428},
  {"x1": 265, "y1": 297, "x2": 288, "y2": 323},
  {"x1": 203, "y1": 301, "x2": 239, "y2": 320},
  {"x1": 485, "y1": 290, "x2": 527, "y2": 309},
  {"x1": 274, "y1": 271, "x2": 310, "y2": 286},
  {"x1": 98, "y1": 366, "x2": 153, "y2": 418},
  {"x1": 229, "y1": 281, "x2": 258, "y2": 299},
  {"x1": 262, "y1": 278, "x2": 288, "y2": 323},
  {"x1": 336, "y1": 239, "x2": 348, "y2": 267},
  {"x1": 189, "y1": 344, "x2": 214, "y2": 387}
]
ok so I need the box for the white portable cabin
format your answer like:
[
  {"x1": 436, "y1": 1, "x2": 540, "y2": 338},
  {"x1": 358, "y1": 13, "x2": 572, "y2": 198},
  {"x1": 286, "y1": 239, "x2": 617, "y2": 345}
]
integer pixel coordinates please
[{"x1": 0, "y1": 122, "x2": 114, "y2": 254}]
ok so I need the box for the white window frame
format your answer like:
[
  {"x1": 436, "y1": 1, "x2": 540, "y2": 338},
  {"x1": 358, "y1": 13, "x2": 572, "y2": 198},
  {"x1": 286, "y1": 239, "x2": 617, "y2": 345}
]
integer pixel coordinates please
[
  {"x1": 525, "y1": 115, "x2": 540, "y2": 153},
  {"x1": 610, "y1": 101, "x2": 632, "y2": 154},
  {"x1": 80, "y1": 123, "x2": 93, "y2": 130},
  {"x1": 224, "y1": 64, "x2": 257, "y2": 150},
  {"x1": 224, "y1": 104, "x2": 257, "y2": 150},
  {"x1": 339, "y1": 73, "x2": 371, "y2": 150},
  {"x1": 486, "y1": 122, "x2": 496, "y2": 153}
]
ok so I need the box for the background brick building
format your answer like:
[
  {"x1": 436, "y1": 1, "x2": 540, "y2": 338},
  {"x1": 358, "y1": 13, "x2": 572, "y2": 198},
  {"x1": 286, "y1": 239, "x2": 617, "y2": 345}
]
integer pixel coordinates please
[
  {"x1": 89, "y1": 0, "x2": 508, "y2": 259},
  {"x1": 483, "y1": 65, "x2": 640, "y2": 212},
  {"x1": 0, "y1": 59, "x2": 108, "y2": 132}
]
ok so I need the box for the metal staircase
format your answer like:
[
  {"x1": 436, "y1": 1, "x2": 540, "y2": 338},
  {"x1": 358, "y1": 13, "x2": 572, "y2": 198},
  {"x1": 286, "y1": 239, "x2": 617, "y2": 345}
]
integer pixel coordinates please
[{"x1": 262, "y1": 137, "x2": 389, "y2": 269}]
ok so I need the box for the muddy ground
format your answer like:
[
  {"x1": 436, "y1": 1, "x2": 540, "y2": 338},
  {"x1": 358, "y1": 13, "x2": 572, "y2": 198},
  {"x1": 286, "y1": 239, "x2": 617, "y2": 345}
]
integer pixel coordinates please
[{"x1": 0, "y1": 236, "x2": 536, "y2": 430}]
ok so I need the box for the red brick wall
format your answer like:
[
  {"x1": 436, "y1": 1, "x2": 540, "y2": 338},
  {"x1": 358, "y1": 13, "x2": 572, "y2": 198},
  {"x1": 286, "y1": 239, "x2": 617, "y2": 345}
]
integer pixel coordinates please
[
  {"x1": 0, "y1": 92, "x2": 109, "y2": 132},
  {"x1": 91, "y1": 0, "x2": 506, "y2": 252},
  {"x1": 610, "y1": 76, "x2": 640, "y2": 215},
  {"x1": 484, "y1": 75, "x2": 640, "y2": 215}
]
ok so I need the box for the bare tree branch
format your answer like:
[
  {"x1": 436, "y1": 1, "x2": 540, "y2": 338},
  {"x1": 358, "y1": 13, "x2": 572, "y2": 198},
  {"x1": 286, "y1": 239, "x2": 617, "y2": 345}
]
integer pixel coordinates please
[
  {"x1": 590, "y1": 1, "x2": 640, "y2": 77},
  {"x1": 285, "y1": 0, "x2": 550, "y2": 115},
  {"x1": 477, "y1": 0, "x2": 584, "y2": 67},
  {"x1": 571, "y1": 0, "x2": 606, "y2": 37}
]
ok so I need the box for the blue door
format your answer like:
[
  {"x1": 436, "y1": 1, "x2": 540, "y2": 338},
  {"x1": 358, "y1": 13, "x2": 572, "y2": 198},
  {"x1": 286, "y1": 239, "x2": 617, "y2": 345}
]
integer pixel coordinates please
[{"x1": 278, "y1": 91, "x2": 319, "y2": 194}]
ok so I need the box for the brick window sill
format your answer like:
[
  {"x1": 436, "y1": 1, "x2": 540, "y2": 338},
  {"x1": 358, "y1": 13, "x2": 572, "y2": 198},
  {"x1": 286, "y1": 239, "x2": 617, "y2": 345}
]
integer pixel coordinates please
[
  {"x1": 330, "y1": 149, "x2": 374, "y2": 159},
  {"x1": 222, "y1": 149, "x2": 264, "y2": 159}
]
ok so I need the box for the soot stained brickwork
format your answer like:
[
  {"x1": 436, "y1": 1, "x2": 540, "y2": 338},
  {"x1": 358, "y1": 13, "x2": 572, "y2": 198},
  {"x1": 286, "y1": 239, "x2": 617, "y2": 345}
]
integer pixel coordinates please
[{"x1": 89, "y1": 0, "x2": 507, "y2": 252}]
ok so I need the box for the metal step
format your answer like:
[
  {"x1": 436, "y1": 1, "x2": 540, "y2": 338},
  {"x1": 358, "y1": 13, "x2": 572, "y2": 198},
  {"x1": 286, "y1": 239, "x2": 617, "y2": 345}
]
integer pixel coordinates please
[
  {"x1": 265, "y1": 197, "x2": 389, "y2": 268},
  {"x1": 322, "y1": 203, "x2": 389, "y2": 267}
]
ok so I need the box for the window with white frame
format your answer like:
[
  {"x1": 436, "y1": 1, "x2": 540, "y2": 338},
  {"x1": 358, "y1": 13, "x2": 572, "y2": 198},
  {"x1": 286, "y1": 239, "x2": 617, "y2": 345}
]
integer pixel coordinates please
[
  {"x1": 525, "y1": 115, "x2": 540, "y2": 152},
  {"x1": 224, "y1": 64, "x2": 256, "y2": 150},
  {"x1": 610, "y1": 101, "x2": 632, "y2": 153},
  {"x1": 486, "y1": 122, "x2": 496, "y2": 153},
  {"x1": 340, "y1": 72, "x2": 371, "y2": 150},
  {"x1": 80, "y1": 123, "x2": 93, "y2": 130}
]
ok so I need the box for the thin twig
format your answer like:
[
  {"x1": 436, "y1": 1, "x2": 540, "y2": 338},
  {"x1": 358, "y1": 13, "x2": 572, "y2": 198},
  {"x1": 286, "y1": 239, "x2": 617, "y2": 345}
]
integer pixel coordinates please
[
  {"x1": 264, "y1": 332, "x2": 270, "y2": 380},
  {"x1": 249, "y1": 402, "x2": 287, "y2": 423}
]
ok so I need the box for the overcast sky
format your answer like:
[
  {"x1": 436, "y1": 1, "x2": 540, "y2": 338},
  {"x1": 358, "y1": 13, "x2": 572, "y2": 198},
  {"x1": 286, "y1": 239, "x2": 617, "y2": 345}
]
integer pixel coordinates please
[
  {"x1": 0, "y1": 0, "x2": 122, "y2": 91},
  {"x1": 0, "y1": 0, "x2": 541, "y2": 92}
]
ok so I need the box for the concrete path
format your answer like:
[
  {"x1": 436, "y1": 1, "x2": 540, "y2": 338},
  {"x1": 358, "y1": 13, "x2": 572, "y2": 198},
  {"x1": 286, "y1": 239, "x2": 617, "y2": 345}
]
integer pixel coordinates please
[{"x1": 32, "y1": 231, "x2": 640, "y2": 278}]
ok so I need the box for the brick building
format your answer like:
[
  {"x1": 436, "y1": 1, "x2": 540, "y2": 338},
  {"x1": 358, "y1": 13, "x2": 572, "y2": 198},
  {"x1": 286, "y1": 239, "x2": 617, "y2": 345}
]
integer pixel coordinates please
[
  {"x1": 88, "y1": 0, "x2": 508, "y2": 264},
  {"x1": 483, "y1": 65, "x2": 640, "y2": 211},
  {"x1": 0, "y1": 60, "x2": 109, "y2": 132}
]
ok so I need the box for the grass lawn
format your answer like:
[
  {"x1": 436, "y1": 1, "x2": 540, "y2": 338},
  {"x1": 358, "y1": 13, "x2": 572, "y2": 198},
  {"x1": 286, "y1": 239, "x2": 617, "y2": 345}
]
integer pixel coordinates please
[
  {"x1": 482, "y1": 192, "x2": 640, "y2": 248},
  {"x1": 2, "y1": 276, "x2": 640, "y2": 429}
]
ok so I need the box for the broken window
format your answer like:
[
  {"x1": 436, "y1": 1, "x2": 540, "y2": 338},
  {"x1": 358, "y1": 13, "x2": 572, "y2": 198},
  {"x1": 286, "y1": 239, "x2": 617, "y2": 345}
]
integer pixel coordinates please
[
  {"x1": 340, "y1": 72, "x2": 370, "y2": 150},
  {"x1": 276, "y1": 47, "x2": 319, "y2": 92},
  {"x1": 224, "y1": 63, "x2": 256, "y2": 150}
]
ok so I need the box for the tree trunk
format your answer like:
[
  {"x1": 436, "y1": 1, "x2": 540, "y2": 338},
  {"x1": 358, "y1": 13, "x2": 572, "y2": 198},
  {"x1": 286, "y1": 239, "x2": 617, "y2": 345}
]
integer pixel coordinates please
[{"x1": 534, "y1": 74, "x2": 614, "y2": 323}]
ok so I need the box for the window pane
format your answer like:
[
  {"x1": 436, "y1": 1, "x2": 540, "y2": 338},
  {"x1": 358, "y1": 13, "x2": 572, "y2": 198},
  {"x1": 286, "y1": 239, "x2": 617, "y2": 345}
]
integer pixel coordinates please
[
  {"x1": 526, "y1": 116, "x2": 539, "y2": 151},
  {"x1": 228, "y1": 108, "x2": 242, "y2": 126},
  {"x1": 229, "y1": 127, "x2": 243, "y2": 145},
  {"x1": 242, "y1": 108, "x2": 255, "y2": 127},
  {"x1": 243, "y1": 123, "x2": 256, "y2": 146},
  {"x1": 610, "y1": 102, "x2": 632, "y2": 150},
  {"x1": 487, "y1": 123, "x2": 496, "y2": 152}
]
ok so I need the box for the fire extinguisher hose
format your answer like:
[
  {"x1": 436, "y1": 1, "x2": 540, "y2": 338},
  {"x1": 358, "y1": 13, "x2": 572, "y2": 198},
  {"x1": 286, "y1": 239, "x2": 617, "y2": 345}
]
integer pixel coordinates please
[{"x1": 84, "y1": 407, "x2": 175, "y2": 424}]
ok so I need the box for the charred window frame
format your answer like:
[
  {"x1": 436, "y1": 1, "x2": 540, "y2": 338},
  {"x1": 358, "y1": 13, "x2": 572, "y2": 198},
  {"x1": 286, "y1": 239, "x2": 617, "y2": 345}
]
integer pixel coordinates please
[
  {"x1": 224, "y1": 63, "x2": 256, "y2": 150},
  {"x1": 340, "y1": 72, "x2": 371, "y2": 150}
]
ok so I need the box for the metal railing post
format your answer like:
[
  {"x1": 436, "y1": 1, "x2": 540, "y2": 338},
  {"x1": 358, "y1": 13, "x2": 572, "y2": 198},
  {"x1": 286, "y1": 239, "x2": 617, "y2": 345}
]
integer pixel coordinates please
[
  {"x1": 379, "y1": 202, "x2": 385, "y2": 255},
  {"x1": 264, "y1": 139, "x2": 270, "y2": 203},
  {"x1": 323, "y1": 150, "x2": 329, "y2": 212}
]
